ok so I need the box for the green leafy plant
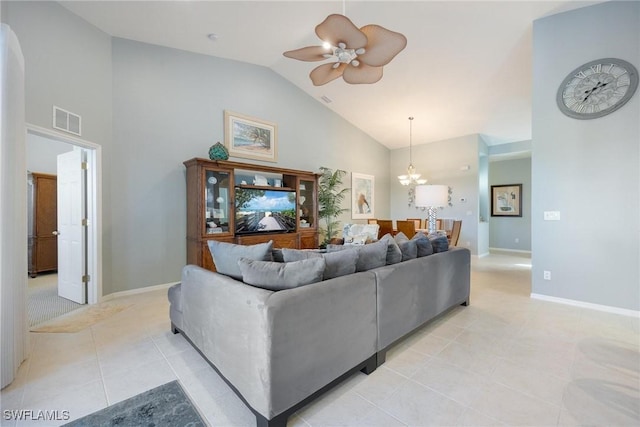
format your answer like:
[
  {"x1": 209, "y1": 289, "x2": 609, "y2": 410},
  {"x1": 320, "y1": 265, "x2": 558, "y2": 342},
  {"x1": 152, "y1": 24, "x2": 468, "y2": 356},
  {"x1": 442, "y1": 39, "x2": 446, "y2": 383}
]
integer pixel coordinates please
[{"x1": 318, "y1": 167, "x2": 349, "y2": 247}]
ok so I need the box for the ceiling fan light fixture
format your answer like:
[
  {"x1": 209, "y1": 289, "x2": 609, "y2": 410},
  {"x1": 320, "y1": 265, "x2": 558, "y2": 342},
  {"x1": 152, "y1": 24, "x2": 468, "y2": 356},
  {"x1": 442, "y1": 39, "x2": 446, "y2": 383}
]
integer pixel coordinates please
[{"x1": 283, "y1": 13, "x2": 406, "y2": 86}]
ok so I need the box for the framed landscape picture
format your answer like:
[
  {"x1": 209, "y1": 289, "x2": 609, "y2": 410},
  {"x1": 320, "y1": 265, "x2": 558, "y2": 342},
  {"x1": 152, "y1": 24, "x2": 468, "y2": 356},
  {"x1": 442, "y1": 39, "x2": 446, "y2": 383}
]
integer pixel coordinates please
[
  {"x1": 352, "y1": 173, "x2": 374, "y2": 219},
  {"x1": 491, "y1": 184, "x2": 522, "y2": 217},
  {"x1": 224, "y1": 111, "x2": 277, "y2": 162}
]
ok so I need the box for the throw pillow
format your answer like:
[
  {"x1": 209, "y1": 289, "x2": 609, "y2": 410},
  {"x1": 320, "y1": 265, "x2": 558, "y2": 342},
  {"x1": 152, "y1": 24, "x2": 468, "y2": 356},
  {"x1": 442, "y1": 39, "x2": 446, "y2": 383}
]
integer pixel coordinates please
[
  {"x1": 237, "y1": 257, "x2": 325, "y2": 291},
  {"x1": 393, "y1": 232, "x2": 417, "y2": 261},
  {"x1": 207, "y1": 240, "x2": 273, "y2": 280},
  {"x1": 380, "y1": 233, "x2": 402, "y2": 265},
  {"x1": 328, "y1": 238, "x2": 387, "y2": 271},
  {"x1": 281, "y1": 248, "x2": 358, "y2": 280},
  {"x1": 412, "y1": 232, "x2": 434, "y2": 257},
  {"x1": 428, "y1": 234, "x2": 450, "y2": 253}
]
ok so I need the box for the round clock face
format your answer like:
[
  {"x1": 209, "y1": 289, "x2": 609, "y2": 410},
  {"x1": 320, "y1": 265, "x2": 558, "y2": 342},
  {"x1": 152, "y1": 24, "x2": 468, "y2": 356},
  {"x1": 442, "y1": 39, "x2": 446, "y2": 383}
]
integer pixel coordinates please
[{"x1": 556, "y1": 58, "x2": 638, "y2": 119}]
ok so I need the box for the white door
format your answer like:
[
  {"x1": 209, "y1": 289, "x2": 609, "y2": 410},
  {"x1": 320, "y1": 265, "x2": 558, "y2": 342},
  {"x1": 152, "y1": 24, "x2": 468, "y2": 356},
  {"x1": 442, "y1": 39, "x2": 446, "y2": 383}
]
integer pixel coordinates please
[{"x1": 57, "y1": 149, "x2": 86, "y2": 304}]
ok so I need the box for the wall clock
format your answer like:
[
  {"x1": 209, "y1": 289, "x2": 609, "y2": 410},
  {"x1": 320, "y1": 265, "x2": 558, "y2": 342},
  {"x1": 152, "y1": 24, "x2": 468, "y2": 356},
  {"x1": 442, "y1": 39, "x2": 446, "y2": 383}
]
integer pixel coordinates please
[{"x1": 556, "y1": 58, "x2": 638, "y2": 119}]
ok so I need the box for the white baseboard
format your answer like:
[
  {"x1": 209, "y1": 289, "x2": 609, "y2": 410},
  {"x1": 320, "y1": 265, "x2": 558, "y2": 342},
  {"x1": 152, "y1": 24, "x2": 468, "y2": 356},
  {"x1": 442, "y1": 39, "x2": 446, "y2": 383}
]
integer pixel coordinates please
[
  {"x1": 530, "y1": 293, "x2": 640, "y2": 318},
  {"x1": 489, "y1": 247, "x2": 532, "y2": 256},
  {"x1": 100, "y1": 281, "x2": 179, "y2": 302}
]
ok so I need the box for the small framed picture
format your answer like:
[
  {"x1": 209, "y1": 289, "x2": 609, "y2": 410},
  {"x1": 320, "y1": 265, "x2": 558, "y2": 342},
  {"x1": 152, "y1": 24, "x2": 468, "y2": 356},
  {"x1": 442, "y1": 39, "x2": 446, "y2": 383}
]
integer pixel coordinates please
[
  {"x1": 224, "y1": 111, "x2": 277, "y2": 162},
  {"x1": 352, "y1": 173, "x2": 374, "y2": 219},
  {"x1": 491, "y1": 184, "x2": 522, "y2": 217}
]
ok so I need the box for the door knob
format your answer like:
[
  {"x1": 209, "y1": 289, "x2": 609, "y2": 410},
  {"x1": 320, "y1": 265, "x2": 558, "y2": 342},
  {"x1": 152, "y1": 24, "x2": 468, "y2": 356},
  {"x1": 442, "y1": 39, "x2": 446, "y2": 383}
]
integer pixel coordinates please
[{"x1": 52, "y1": 231, "x2": 59, "y2": 236}]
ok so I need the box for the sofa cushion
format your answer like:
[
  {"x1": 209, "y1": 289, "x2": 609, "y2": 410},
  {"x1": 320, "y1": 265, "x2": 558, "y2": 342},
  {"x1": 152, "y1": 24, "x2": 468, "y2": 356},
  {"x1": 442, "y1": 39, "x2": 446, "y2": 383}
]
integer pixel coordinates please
[
  {"x1": 237, "y1": 257, "x2": 325, "y2": 291},
  {"x1": 428, "y1": 233, "x2": 450, "y2": 253},
  {"x1": 394, "y1": 232, "x2": 418, "y2": 261},
  {"x1": 380, "y1": 233, "x2": 402, "y2": 265},
  {"x1": 207, "y1": 240, "x2": 273, "y2": 280},
  {"x1": 412, "y1": 232, "x2": 434, "y2": 257},
  {"x1": 327, "y1": 238, "x2": 387, "y2": 272},
  {"x1": 281, "y1": 248, "x2": 358, "y2": 280}
]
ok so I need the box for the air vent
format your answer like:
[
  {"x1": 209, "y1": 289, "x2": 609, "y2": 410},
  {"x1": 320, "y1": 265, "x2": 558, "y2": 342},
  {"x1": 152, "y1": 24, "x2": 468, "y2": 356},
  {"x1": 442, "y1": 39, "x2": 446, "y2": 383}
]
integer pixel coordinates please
[{"x1": 53, "y1": 105, "x2": 82, "y2": 136}]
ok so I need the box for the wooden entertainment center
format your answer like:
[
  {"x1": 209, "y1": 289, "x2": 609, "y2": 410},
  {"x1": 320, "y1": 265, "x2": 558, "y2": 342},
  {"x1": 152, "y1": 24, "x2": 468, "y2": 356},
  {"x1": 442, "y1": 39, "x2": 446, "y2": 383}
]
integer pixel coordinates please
[{"x1": 184, "y1": 158, "x2": 319, "y2": 271}]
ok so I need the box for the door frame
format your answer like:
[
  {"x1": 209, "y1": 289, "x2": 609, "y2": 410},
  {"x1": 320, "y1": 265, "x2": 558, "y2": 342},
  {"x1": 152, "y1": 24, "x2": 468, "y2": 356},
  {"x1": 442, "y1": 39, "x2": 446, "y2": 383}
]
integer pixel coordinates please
[{"x1": 26, "y1": 124, "x2": 102, "y2": 304}]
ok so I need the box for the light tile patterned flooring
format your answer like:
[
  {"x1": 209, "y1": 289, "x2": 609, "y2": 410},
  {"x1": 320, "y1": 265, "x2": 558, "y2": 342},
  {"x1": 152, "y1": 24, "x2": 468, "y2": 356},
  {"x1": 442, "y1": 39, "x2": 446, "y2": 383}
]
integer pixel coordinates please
[{"x1": 1, "y1": 254, "x2": 638, "y2": 426}]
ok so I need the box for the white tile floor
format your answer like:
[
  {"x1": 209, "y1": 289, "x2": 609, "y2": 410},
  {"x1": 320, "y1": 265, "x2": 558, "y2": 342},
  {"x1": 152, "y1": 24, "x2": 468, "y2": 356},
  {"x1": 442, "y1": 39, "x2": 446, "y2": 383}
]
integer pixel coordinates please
[{"x1": 1, "y1": 253, "x2": 638, "y2": 426}]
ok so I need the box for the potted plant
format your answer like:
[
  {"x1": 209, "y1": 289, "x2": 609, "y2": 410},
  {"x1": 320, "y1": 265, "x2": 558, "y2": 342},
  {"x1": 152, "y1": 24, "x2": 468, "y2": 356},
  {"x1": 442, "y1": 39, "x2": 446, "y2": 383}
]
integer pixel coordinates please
[{"x1": 318, "y1": 167, "x2": 349, "y2": 248}]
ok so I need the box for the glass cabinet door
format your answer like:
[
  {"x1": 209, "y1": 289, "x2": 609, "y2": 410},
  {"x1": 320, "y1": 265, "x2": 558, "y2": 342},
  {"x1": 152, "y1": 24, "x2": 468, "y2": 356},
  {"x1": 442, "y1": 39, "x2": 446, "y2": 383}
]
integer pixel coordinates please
[
  {"x1": 204, "y1": 169, "x2": 231, "y2": 235},
  {"x1": 298, "y1": 179, "x2": 315, "y2": 229}
]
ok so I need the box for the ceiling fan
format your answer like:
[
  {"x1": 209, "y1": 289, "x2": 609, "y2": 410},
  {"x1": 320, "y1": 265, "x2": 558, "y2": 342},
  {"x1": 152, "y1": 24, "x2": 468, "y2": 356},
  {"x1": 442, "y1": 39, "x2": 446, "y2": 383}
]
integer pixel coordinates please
[{"x1": 283, "y1": 13, "x2": 407, "y2": 86}]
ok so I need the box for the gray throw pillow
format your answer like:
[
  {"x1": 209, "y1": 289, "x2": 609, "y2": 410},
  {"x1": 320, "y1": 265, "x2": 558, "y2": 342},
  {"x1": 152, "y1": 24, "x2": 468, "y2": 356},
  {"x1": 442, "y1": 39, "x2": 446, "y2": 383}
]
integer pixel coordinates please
[
  {"x1": 428, "y1": 234, "x2": 450, "y2": 253},
  {"x1": 237, "y1": 257, "x2": 325, "y2": 291},
  {"x1": 207, "y1": 240, "x2": 273, "y2": 280},
  {"x1": 412, "y1": 232, "x2": 434, "y2": 257},
  {"x1": 393, "y1": 232, "x2": 417, "y2": 261},
  {"x1": 281, "y1": 248, "x2": 358, "y2": 280},
  {"x1": 380, "y1": 233, "x2": 402, "y2": 265},
  {"x1": 328, "y1": 239, "x2": 387, "y2": 271}
]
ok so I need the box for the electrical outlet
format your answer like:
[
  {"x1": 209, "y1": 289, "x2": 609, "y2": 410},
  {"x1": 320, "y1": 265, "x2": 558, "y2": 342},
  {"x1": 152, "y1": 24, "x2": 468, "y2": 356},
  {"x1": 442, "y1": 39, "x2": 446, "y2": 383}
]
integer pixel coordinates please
[{"x1": 543, "y1": 270, "x2": 551, "y2": 280}]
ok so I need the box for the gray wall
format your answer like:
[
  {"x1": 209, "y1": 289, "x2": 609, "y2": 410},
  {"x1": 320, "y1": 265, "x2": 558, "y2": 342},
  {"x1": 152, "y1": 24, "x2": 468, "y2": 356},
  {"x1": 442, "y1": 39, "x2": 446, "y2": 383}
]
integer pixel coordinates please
[
  {"x1": 390, "y1": 134, "x2": 482, "y2": 254},
  {"x1": 489, "y1": 157, "x2": 532, "y2": 251},
  {"x1": 26, "y1": 133, "x2": 74, "y2": 175},
  {"x1": 532, "y1": 1, "x2": 639, "y2": 310},
  {"x1": 4, "y1": 1, "x2": 389, "y2": 295},
  {"x1": 110, "y1": 38, "x2": 389, "y2": 293},
  {"x1": 3, "y1": 0, "x2": 115, "y2": 292}
]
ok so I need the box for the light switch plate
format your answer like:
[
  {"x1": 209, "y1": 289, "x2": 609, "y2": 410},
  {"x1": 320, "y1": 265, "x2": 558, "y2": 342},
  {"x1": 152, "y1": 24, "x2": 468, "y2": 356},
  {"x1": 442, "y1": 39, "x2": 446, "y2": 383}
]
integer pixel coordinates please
[{"x1": 544, "y1": 211, "x2": 561, "y2": 221}]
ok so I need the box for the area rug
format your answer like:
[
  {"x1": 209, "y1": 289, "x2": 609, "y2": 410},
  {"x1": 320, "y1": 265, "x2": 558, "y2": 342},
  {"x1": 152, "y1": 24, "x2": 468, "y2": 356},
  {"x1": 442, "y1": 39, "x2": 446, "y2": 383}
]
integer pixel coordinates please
[
  {"x1": 64, "y1": 380, "x2": 206, "y2": 426},
  {"x1": 30, "y1": 301, "x2": 133, "y2": 333}
]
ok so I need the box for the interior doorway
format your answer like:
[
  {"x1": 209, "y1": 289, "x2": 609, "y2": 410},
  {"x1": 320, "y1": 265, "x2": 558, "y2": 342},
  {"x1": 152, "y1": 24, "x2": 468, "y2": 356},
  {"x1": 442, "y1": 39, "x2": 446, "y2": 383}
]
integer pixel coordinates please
[{"x1": 25, "y1": 125, "x2": 101, "y2": 326}]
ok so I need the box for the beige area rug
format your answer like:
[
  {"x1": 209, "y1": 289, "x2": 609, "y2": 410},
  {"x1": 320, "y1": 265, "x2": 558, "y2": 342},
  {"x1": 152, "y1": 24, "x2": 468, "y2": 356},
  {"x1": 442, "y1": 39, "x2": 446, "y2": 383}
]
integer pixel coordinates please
[{"x1": 30, "y1": 301, "x2": 134, "y2": 333}]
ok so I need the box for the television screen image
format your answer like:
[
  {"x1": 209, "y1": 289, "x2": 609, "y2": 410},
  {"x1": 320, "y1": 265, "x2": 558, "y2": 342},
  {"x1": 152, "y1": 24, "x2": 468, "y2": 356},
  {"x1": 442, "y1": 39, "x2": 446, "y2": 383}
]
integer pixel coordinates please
[{"x1": 235, "y1": 188, "x2": 297, "y2": 234}]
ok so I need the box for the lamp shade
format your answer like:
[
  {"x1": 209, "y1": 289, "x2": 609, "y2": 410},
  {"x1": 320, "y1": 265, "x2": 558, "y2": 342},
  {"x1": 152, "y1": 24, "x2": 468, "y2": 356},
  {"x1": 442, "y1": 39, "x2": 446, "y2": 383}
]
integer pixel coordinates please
[{"x1": 415, "y1": 185, "x2": 448, "y2": 207}]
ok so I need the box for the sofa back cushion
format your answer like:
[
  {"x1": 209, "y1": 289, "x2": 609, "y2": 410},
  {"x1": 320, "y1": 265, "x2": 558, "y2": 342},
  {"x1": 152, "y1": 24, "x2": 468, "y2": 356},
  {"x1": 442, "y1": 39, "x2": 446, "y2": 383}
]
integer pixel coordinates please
[
  {"x1": 281, "y1": 248, "x2": 358, "y2": 280},
  {"x1": 207, "y1": 240, "x2": 273, "y2": 280},
  {"x1": 237, "y1": 257, "x2": 325, "y2": 291}
]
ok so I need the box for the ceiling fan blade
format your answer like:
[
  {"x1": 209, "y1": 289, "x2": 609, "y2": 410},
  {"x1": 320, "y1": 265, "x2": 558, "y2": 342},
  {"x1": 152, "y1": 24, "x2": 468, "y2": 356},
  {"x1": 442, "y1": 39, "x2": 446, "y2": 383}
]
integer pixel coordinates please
[
  {"x1": 283, "y1": 46, "x2": 332, "y2": 62},
  {"x1": 358, "y1": 25, "x2": 407, "y2": 67},
  {"x1": 316, "y1": 14, "x2": 368, "y2": 49},
  {"x1": 342, "y1": 63, "x2": 383, "y2": 85},
  {"x1": 310, "y1": 63, "x2": 345, "y2": 86}
]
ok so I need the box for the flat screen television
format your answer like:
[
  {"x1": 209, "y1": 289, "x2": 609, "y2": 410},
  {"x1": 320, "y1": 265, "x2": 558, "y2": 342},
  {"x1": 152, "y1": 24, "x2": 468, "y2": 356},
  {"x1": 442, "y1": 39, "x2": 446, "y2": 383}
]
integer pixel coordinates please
[{"x1": 235, "y1": 188, "x2": 297, "y2": 234}]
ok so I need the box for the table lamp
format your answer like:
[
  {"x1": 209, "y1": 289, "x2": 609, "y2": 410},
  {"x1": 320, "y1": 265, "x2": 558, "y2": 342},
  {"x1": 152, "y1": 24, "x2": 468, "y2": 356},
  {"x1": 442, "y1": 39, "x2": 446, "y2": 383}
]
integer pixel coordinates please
[{"x1": 415, "y1": 185, "x2": 448, "y2": 234}]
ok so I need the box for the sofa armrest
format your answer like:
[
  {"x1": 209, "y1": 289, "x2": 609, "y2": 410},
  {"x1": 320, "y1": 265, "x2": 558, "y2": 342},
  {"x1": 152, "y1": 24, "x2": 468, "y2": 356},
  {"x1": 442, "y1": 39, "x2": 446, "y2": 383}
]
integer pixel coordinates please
[{"x1": 179, "y1": 264, "x2": 377, "y2": 420}]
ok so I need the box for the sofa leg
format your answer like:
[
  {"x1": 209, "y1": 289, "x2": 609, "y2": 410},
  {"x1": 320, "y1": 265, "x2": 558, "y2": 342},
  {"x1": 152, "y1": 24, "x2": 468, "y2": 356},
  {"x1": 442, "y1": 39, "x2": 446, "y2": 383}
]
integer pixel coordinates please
[
  {"x1": 360, "y1": 354, "x2": 377, "y2": 375},
  {"x1": 170, "y1": 322, "x2": 179, "y2": 334},
  {"x1": 376, "y1": 350, "x2": 387, "y2": 368},
  {"x1": 461, "y1": 298, "x2": 470, "y2": 306},
  {"x1": 256, "y1": 413, "x2": 287, "y2": 427}
]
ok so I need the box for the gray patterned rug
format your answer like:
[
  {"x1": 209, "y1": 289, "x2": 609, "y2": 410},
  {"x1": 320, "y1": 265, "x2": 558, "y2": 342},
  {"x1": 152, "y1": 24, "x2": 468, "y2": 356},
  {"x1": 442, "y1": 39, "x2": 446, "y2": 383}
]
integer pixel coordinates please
[{"x1": 64, "y1": 381, "x2": 206, "y2": 426}]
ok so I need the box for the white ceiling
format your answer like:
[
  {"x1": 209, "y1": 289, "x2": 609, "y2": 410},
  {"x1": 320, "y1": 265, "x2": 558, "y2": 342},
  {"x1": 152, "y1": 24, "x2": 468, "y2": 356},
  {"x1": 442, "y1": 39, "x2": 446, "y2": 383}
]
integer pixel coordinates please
[{"x1": 59, "y1": 0, "x2": 599, "y2": 150}]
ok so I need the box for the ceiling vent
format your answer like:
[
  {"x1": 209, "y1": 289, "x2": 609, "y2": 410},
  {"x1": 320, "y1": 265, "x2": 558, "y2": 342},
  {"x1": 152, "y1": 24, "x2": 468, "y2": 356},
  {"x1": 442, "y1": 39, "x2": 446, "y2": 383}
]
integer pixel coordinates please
[{"x1": 53, "y1": 105, "x2": 81, "y2": 136}]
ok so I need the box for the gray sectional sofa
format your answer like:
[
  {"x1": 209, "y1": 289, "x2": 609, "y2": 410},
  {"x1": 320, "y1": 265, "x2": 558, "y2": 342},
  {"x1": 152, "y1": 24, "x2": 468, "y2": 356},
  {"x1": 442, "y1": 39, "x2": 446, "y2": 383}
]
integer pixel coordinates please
[{"x1": 168, "y1": 243, "x2": 470, "y2": 427}]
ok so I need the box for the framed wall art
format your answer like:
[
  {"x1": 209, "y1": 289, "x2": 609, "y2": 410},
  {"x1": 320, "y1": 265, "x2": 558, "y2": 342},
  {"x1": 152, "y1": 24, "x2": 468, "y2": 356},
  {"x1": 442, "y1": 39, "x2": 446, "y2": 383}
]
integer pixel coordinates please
[
  {"x1": 352, "y1": 172, "x2": 374, "y2": 219},
  {"x1": 491, "y1": 184, "x2": 522, "y2": 217},
  {"x1": 224, "y1": 110, "x2": 277, "y2": 162}
]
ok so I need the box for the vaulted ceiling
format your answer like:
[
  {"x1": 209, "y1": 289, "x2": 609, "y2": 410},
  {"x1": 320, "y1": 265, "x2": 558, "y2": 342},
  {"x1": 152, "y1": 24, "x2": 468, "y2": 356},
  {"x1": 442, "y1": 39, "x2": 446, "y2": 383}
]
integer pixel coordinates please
[{"x1": 59, "y1": 0, "x2": 600, "y2": 149}]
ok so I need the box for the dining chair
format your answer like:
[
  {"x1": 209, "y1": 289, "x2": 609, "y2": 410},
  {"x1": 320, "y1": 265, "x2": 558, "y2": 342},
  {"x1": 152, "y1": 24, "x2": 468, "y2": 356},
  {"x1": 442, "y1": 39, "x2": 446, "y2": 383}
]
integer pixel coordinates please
[
  {"x1": 367, "y1": 218, "x2": 378, "y2": 225},
  {"x1": 396, "y1": 220, "x2": 417, "y2": 239},
  {"x1": 449, "y1": 220, "x2": 462, "y2": 246},
  {"x1": 376, "y1": 220, "x2": 394, "y2": 239},
  {"x1": 407, "y1": 218, "x2": 422, "y2": 229}
]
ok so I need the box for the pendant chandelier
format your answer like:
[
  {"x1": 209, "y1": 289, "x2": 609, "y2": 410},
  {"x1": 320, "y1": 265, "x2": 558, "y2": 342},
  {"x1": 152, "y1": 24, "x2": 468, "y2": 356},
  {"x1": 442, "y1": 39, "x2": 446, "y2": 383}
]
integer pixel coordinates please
[{"x1": 398, "y1": 117, "x2": 426, "y2": 186}]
